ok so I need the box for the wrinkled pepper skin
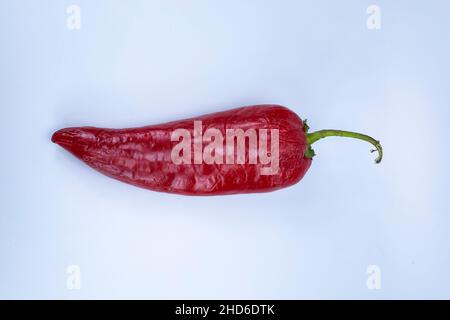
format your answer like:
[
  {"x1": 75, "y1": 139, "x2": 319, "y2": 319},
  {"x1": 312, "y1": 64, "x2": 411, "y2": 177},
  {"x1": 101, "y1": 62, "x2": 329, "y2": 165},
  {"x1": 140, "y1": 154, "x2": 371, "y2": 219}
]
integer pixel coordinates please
[{"x1": 52, "y1": 105, "x2": 312, "y2": 195}]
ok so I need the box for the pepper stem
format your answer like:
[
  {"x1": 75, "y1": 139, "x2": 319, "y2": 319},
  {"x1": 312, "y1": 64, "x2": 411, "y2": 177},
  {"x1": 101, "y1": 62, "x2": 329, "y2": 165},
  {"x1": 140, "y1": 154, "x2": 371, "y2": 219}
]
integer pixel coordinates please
[{"x1": 306, "y1": 129, "x2": 383, "y2": 164}]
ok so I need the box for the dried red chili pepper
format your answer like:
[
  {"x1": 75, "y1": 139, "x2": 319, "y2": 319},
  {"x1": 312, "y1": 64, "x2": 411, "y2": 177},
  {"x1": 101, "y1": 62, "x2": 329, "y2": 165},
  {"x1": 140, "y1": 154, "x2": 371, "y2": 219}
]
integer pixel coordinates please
[{"x1": 52, "y1": 105, "x2": 382, "y2": 195}]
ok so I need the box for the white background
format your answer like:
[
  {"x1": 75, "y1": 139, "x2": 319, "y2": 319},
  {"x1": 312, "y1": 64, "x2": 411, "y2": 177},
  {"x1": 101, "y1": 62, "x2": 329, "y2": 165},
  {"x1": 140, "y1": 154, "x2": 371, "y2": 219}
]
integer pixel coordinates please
[{"x1": 1, "y1": 0, "x2": 449, "y2": 298}]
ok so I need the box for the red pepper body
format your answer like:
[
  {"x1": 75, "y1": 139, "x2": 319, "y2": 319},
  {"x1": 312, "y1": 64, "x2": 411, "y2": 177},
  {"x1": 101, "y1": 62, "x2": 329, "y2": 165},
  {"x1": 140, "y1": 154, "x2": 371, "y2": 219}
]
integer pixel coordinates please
[{"x1": 52, "y1": 105, "x2": 312, "y2": 195}]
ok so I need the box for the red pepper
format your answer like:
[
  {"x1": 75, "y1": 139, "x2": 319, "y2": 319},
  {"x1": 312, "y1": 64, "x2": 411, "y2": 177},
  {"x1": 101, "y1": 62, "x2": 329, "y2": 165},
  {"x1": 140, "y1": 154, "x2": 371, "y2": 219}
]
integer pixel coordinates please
[{"x1": 52, "y1": 105, "x2": 382, "y2": 195}]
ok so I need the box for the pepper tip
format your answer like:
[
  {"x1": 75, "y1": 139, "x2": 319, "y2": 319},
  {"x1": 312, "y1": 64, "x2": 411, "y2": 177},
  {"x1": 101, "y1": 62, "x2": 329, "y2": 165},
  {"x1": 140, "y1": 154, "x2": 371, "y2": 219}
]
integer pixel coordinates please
[{"x1": 51, "y1": 131, "x2": 59, "y2": 143}]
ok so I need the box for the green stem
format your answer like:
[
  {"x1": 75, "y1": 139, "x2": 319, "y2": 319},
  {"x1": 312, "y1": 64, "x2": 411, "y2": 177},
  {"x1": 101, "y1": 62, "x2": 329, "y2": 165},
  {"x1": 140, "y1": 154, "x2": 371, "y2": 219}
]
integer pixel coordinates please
[{"x1": 306, "y1": 129, "x2": 383, "y2": 163}]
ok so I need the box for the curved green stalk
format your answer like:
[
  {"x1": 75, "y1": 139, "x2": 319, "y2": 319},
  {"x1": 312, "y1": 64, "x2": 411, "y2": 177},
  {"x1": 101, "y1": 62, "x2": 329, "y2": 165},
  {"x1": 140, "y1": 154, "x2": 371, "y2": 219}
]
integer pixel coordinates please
[{"x1": 305, "y1": 129, "x2": 383, "y2": 164}]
